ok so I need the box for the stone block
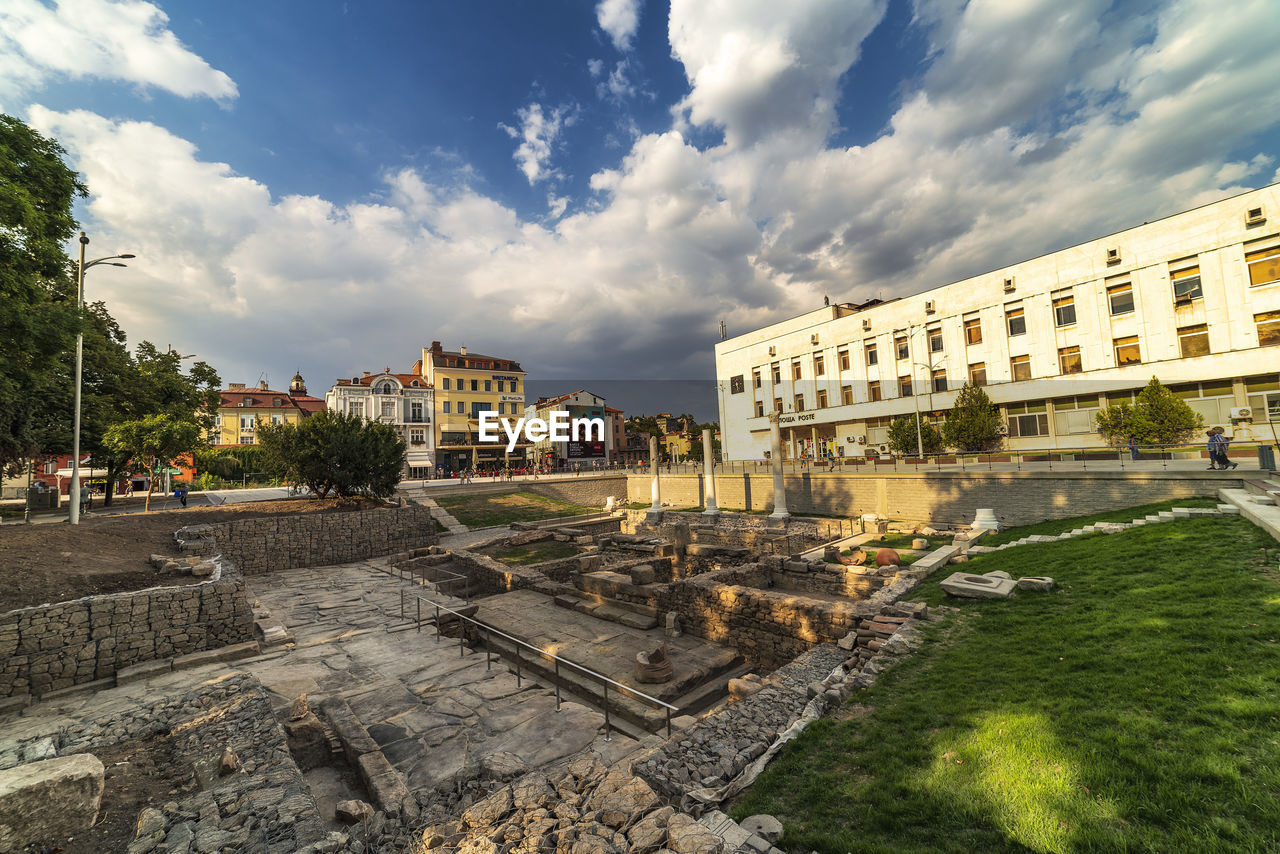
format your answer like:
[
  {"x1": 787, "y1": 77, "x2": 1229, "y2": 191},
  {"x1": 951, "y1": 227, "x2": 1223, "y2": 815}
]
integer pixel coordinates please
[
  {"x1": 740, "y1": 813, "x2": 784, "y2": 844},
  {"x1": 1017, "y1": 576, "x2": 1055, "y2": 592},
  {"x1": 939, "y1": 572, "x2": 1016, "y2": 600},
  {"x1": 0, "y1": 754, "x2": 104, "y2": 850},
  {"x1": 171, "y1": 640, "x2": 260, "y2": 671}
]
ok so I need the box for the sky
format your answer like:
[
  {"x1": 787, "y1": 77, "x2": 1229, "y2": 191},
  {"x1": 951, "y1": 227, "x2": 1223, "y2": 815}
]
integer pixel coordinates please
[{"x1": 3, "y1": 0, "x2": 1279, "y2": 421}]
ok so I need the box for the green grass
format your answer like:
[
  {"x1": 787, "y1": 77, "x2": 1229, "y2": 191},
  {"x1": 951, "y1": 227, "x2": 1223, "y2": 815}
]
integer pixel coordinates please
[
  {"x1": 980, "y1": 496, "x2": 1219, "y2": 546},
  {"x1": 867, "y1": 531, "x2": 937, "y2": 550},
  {"x1": 731, "y1": 512, "x2": 1280, "y2": 853},
  {"x1": 479, "y1": 539, "x2": 582, "y2": 565},
  {"x1": 435, "y1": 491, "x2": 596, "y2": 528}
]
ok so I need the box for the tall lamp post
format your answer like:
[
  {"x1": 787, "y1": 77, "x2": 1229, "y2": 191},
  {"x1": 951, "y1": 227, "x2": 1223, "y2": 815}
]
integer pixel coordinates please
[{"x1": 69, "y1": 232, "x2": 135, "y2": 524}]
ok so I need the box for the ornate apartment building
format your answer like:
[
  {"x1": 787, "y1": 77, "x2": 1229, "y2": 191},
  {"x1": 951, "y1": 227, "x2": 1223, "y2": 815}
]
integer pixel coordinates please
[
  {"x1": 715, "y1": 184, "x2": 1280, "y2": 460},
  {"x1": 417, "y1": 342, "x2": 528, "y2": 472},
  {"x1": 213, "y1": 374, "x2": 325, "y2": 446},
  {"x1": 325, "y1": 369, "x2": 435, "y2": 478}
]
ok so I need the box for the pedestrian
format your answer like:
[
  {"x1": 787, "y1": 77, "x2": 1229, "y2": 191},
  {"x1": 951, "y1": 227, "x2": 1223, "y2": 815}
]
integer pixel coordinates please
[
  {"x1": 1206, "y1": 429, "x2": 1222, "y2": 470},
  {"x1": 1212, "y1": 427, "x2": 1237, "y2": 470},
  {"x1": 1128, "y1": 434, "x2": 1139, "y2": 461},
  {"x1": 177, "y1": 483, "x2": 189, "y2": 507}
]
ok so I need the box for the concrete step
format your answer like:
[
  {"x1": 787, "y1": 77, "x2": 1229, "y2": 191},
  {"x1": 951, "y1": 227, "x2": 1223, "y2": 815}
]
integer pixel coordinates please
[{"x1": 1219, "y1": 488, "x2": 1280, "y2": 542}]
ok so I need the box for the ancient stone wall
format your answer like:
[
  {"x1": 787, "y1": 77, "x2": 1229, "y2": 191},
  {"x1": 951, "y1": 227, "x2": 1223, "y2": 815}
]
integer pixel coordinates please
[
  {"x1": 525, "y1": 476, "x2": 627, "y2": 509},
  {"x1": 177, "y1": 505, "x2": 438, "y2": 575},
  {"x1": 0, "y1": 561, "x2": 253, "y2": 698},
  {"x1": 626, "y1": 470, "x2": 1233, "y2": 527}
]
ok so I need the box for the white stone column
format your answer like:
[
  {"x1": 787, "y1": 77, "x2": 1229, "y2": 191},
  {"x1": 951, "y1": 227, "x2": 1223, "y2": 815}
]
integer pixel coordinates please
[
  {"x1": 649, "y1": 435, "x2": 662, "y2": 513},
  {"x1": 769, "y1": 414, "x2": 789, "y2": 519},
  {"x1": 702, "y1": 427, "x2": 719, "y2": 516}
]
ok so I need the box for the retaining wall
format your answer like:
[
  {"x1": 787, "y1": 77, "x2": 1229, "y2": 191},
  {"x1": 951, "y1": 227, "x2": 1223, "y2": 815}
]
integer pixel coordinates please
[
  {"x1": 0, "y1": 561, "x2": 253, "y2": 698},
  {"x1": 626, "y1": 471, "x2": 1237, "y2": 527},
  {"x1": 176, "y1": 505, "x2": 439, "y2": 575}
]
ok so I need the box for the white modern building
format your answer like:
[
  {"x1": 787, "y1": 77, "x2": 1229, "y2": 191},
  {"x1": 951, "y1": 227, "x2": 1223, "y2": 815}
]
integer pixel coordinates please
[
  {"x1": 715, "y1": 184, "x2": 1280, "y2": 460},
  {"x1": 524, "y1": 390, "x2": 612, "y2": 468},
  {"x1": 325, "y1": 369, "x2": 436, "y2": 478}
]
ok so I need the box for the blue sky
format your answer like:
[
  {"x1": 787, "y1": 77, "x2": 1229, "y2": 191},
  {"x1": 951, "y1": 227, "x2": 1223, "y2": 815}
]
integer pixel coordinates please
[{"x1": 3, "y1": 0, "x2": 1279, "y2": 420}]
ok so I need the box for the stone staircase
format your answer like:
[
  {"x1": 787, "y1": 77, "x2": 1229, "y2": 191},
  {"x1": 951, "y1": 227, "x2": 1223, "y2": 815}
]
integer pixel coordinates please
[
  {"x1": 967, "y1": 505, "x2": 1237, "y2": 553},
  {"x1": 1219, "y1": 477, "x2": 1280, "y2": 542},
  {"x1": 415, "y1": 496, "x2": 468, "y2": 534}
]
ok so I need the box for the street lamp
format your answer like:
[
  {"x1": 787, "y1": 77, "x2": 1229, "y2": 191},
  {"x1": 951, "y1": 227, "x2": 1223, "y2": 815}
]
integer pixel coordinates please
[
  {"x1": 69, "y1": 232, "x2": 135, "y2": 525},
  {"x1": 895, "y1": 322, "x2": 943, "y2": 458}
]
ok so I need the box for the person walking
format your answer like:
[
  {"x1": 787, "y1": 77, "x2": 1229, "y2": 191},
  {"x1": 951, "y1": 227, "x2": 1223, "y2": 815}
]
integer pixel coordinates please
[
  {"x1": 1128, "y1": 435, "x2": 1140, "y2": 461},
  {"x1": 1212, "y1": 427, "x2": 1237, "y2": 470},
  {"x1": 1206, "y1": 430, "x2": 1221, "y2": 470}
]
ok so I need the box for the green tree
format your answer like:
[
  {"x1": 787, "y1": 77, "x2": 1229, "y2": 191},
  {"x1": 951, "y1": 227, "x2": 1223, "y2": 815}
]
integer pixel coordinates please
[
  {"x1": 943, "y1": 383, "x2": 1004, "y2": 452},
  {"x1": 0, "y1": 114, "x2": 86, "y2": 473},
  {"x1": 1095, "y1": 376, "x2": 1203, "y2": 445},
  {"x1": 104, "y1": 414, "x2": 205, "y2": 511},
  {"x1": 887, "y1": 415, "x2": 945, "y2": 455},
  {"x1": 257, "y1": 410, "x2": 404, "y2": 499}
]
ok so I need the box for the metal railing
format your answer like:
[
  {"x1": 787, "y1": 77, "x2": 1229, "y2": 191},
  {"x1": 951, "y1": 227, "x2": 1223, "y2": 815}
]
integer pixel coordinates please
[
  {"x1": 390, "y1": 561, "x2": 471, "y2": 602},
  {"x1": 403, "y1": 590, "x2": 678, "y2": 739}
]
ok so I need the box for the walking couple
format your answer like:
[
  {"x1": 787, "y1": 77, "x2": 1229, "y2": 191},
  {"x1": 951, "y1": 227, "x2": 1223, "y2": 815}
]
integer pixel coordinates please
[{"x1": 1207, "y1": 427, "x2": 1237, "y2": 470}]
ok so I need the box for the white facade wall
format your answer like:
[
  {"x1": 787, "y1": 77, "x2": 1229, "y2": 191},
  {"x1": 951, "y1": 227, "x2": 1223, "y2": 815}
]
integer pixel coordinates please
[
  {"x1": 325, "y1": 373, "x2": 436, "y2": 474},
  {"x1": 715, "y1": 185, "x2": 1280, "y2": 459}
]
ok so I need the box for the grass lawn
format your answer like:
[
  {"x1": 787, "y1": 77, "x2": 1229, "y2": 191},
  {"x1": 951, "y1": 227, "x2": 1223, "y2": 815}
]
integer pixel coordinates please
[
  {"x1": 731, "y1": 510, "x2": 1280, "y2": 853},
  {"x1": 979, "y1": 496, "x2": 1220, "y2": 546},
  {"x1": 868, "y1": 531, "x2": 939, "y2": 550},
  {"x1": 435, "y1": 491, "x2": 596, "y2": 528},
  {"x1": 479, "y1": 539, "x2": 581, "y2": 565}
]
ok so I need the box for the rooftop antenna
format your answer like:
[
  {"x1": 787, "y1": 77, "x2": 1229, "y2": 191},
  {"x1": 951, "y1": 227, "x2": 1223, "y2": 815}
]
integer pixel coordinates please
[{"x1": 719, "y1": 320, "x2": 727, "y2": 340}]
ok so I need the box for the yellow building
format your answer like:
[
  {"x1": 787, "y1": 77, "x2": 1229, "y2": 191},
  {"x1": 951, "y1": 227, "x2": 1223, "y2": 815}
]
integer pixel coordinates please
[
  {"x1": 212, "y1": 374, "x2": 325, "y2": 446},
  {"x1": 418, "y1": 342, "x2": 529, "y2": 472}
]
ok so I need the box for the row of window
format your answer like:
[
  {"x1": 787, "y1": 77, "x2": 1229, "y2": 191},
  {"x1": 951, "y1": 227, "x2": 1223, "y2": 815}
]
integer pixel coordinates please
[
  {"x1": 441, "y1": 401, "x2": 520, "y2": 415},
  {"x1": 443, "y1": 358, "x2": 518, "y2": 371},
  {"x1": 746, "y1": 311, "x2": 1280, "y2": 409},
  {"x1": 441, "y1": 378, "x2": 519, "y2": 393}
]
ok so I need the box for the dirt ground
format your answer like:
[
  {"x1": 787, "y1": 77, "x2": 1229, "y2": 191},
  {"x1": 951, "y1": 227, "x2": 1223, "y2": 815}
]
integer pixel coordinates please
[{"x1": 0, "y1": 498, "x2": 385, "y2": 614}]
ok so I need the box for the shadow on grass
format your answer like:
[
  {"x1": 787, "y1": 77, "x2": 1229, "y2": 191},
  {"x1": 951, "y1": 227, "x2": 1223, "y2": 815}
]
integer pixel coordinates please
[{"x1": 731, "y1": 515, "x2": 1280, "y2": 853}]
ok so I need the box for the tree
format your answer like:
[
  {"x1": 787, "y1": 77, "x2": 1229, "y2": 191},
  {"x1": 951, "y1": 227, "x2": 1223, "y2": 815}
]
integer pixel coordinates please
[
  {"x1": 887, "y1": 415, "x2": 945, "y2": 455},
  {"x1": 943, "y1": 383, "x2": 1004, "y2": 452},
  {"x1": 1095, "y1": 376, "x2": 1203, "y2": 445},
  {"x1": 257, "y1": 410, "x2": 405, "y2": 499},
  {"x1": 104, "y1": 414, "x2": 205, "y2": 511},
  {"x1": 0, "y1": 114, "x2": 86, "y2": 473}
]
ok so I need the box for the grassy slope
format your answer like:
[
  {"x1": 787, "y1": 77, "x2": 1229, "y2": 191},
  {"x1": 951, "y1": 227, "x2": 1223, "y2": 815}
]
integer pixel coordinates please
[
  {"x1": 979, "y1": 496, "x2": 1219, "y2": 546},
  {"x1": 731, "y1": 512, "x2": 1280, "y2": 854},
  {"x1": 435, "y1": 491, "x2": 596, "y2": 528}
]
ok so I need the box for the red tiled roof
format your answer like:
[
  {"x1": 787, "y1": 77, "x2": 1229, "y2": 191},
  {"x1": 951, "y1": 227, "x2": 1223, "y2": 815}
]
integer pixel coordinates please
[
  {"x1": 334, "y1": 372, "x2": 431, "y2": 388},
  {"x1": 219, "y1": 390, "x2": 294, "y2": 408},
  {"x1": 429, "y1": 351, "x2": 524, "y2": 372}
]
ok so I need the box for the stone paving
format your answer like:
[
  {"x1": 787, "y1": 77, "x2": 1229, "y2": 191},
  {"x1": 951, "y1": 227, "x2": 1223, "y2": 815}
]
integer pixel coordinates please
[{"x1": 241, "y1": 559, "x2": 643, "y2": 795}]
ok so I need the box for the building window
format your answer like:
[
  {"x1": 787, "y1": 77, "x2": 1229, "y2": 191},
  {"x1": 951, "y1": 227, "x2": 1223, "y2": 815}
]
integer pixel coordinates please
[
  {"x1": 1007, "y1": 307, "x2": 1026, "y2": 336},
  {"x1": 868, "y1": 381, "x2": 882, "y2": 402},
  {"x1": 969, "y1": 362, "x2": 987, "y2": 387},
  {"x1": 239, "y1": 436, "x2": 254, "y2": 444},
  {"x1": 791, "y1": 360, "x2": 802, "y2": 380},
  {"x1": 838, "y1": 349, "x2": 850, "y2": 371},
  {"x1": 1053, "y1": 395, "x2": 1102, "y2": 435},
  {"x1": 899, "y1": 375, "x2": 913, "y2": 397},
  {"x1": 484, "y1": 380, "x2": 492, "y2": 391},
  {"x1": 865, "y1": 343, "x2": 878, "y2": 365},
  {"x1": 381, "y1": 400, "x2": 396, "y2": 418},
  {"x1": 964, "y1": 316, "x2": 982, "y2": 345},
  {"x1": 1247, "y1": 244, "x2": 1280, "y2": 287},
  {"x1": 753, "y1": 370, "x2": 762, "y2": 389},
  {"x1": 1010, "y1": 354, "x2": 1031, "y2": 382},
  {"x1": 1058, "y1": 346, "x2": 1082, "y2": 374},
  {"x1": 816, "y1": 389, "x2": 828, "y2": 408},
  {"x1": 510, "y1": 379, "x2": 518, "y2": 392},
  {"x1": 1108, "y1": 282, "x2": 1134, "y2": 315},
  {"x1": 349, "y1": 400, "x2": 364, "y2": 418},
  {"x1": 1114, "y1": 335, "x2": 1142, "y2": 365},
  {"x1": 931, "y1": 369, "x2": 947, "y2": 392},
  {"x1": 1053, "y1": 294, "x2": 1076, "y2": 327},
  {"x1": 730, "y1": 375, "x2": 745, "y2": 394},
  {"x1": 1006, "y1": 401, "x2": 1049, "y2": 437},
  {"x1": 1255, "y1": 310, "x2": 1280, "y2": 346},
  {"x1": 774, "y1": 397, "x2": 783, "y2": 412},
  {"x1": 442, "y1": 378, "x2": 450, "y2": 390},
  {"x1": 771, "y1": 363, "x2": 782, "y2": 384},
  {"x1": 841, "y1": 385, "x2": 853, "y2": 405},
  {"x1": 1178, "y1": 324, "x2": 1210, "y2": 357},
  {"x1": 928, "y1": 328, "x2": 943, "y2": 353},
  {"x1": 410, "y1": 429, "x2": 425, "y2": 444},
  {"x1": 1171, "y1": 263, "x2": 1202, "y2": 302},
  {"x1": 895, "y1": 335, "x2": 909, "y2": 360},
  {"x1": 794, "y1": 394, "x2": 805, "y2": 411},
  {"x1": 470, "y1": 380, "x2": 478, "y2": 391},
  {"x1": 814, "y1": 355, "x2": 825, "y2": 376},
  {"x1": 755, "y1": 400, "x2": 765, "y2": 417},
  {"x1": 443, "y1": 401, "x2": 451, "y2": 414},
  {"x1": 411, "y1": 402, "x2": 424, "y2": 421},
  {"x1": 271, "y1": 414, "x2": 282, "y2": 425}
]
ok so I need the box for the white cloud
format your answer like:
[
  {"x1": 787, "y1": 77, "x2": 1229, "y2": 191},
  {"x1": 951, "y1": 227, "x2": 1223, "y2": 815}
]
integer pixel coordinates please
[
  {"x1": 595, "y1": 59, "x2": 637, "y2": 103},
  {"x1": 500, "y1": 103, "x2": 574, "y2": 185},
  {"x1": 596, "y1": 0, "x2": 641, "y2": 52},
  {"x1": 0, "y1": 0, "x2": 237, "y2": 108}
]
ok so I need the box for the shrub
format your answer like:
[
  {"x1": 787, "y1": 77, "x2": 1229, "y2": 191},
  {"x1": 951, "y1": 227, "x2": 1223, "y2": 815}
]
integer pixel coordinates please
[
  {"x1": 888, "y1": 415, "x2": 946, "y2": 455},
  {"x1": 257, "y1": 410, "x2": 405, "y2": 499},
  {"x1": 1095, "y1": 376, "x2": 1204, "y2": 445},
  {"x1": 943, "y1": 383, "x2": 1004, "y2": 452}
]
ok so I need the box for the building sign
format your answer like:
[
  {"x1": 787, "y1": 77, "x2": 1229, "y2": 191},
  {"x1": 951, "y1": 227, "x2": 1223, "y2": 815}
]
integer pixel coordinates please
[
  {"x1": 779, "y1": 413, "x2": 817, "y2": 424},
  {"x1": 492, "y1": 374, "x2": 520, "y2": 381},
  {"x1": 499, "y1": 394, "x2": 524, "y2": 403},
  {"x1": 567, "y1": 440, "x2": 605, "y2": 458}
]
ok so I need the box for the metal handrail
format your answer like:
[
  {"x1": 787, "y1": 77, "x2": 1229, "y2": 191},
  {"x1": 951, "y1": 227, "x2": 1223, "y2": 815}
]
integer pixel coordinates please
[{"x1": 410, "y1": 590, "x2": 677, "y2": 739}]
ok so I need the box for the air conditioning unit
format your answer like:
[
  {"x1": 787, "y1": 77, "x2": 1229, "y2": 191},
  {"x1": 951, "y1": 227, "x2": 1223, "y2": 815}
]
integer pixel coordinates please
[
  {"x1": 1106, "y1": 247, "x2": 1122, "y2": 265},
  {"x1": 997, "y1": 423, "x2": 1009, "y2": 435},
  {"x1": 1230, "y1": 407, "x2": 1254, "y2": 420},
  {"x1": 1003, "y1": 277, "x2": 1016, "y2": 292},
  {"x1": 768, "y1": 345, "x2": 776, "y2": 356},
  {"x1": 855, "y1": 435, "x2": 866, "y2": 444},
  {"x1": 862, "y1": 319, "x2": 872, "y2": 331},
  {"x1": 925, "y1": 300, "x2": 937, "y2": 314},
  {"x1": 810, "y1": 333, "x2": 819, "y2": 345},
  {"x1": 1246, "y1": 207, "x2": 1266, "y2": 226},
  {"x1": 878, "y1": 444, "x2": 889, "y2": 453}
]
